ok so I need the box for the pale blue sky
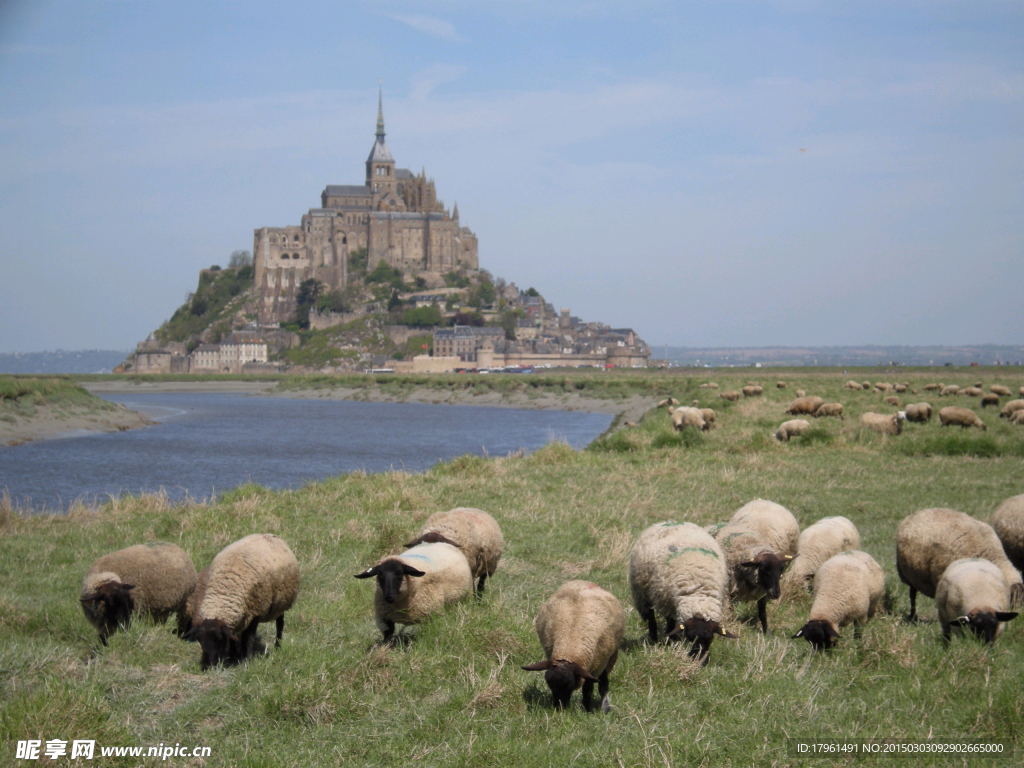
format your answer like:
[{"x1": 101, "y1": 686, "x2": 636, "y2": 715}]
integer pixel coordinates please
[{"x1": 1, "y1": 1, "x2": 1021, "y2": 352}]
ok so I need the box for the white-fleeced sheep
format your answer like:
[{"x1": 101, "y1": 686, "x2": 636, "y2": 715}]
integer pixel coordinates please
[
  {"x1": 961, "y1": 386, "x2": 984, "y2": 397},
  {"x1": 938, "y1": 406, "x2": 986, "y2": 430},
  {"x1": 785, "y1": 396, "x2": 824, "y2": 415},
  {"x1": 783, "y1": 516, "x2": 861, "y2": 591},
  {"x1": 355, "y1": 541, "x2": 472, "y2": 643},
  {"x1": 700, "y1": 408, "x2": 717, "y2": 428},
  {"x1": 521, "y1": 580, "x2": 625, "y2": 712},
  {"x1": 940, "y1": 385, "x2": 960, "y2": 397},
  {"x1": 999, "y1": 400, "x2": 1024, "y2": 419},
  {"x1": 875, "y1": 382, "x2": 893, "y2": 392},
  {"x1": 1011, "y1": 410, "x2": 1024, "y2": 425},
  {"x1": 860, "y1": 411, "x2": 905, "y2": 435},
  {"x1": 718, "y1": 390, "x2": 740, "y2": 402},
  {"x1": 904, "y1": 403, "x2": 933, "y2": 423},
  {"x1": 924, "y1": 383, "x2": 940, "y2": 391},
  {"x1": 990, "y1": 385, "x2": 1012, "y2": 397},
  {"x1": 813, "y1": 403, "x2": 844, "y2": 419},
  {"x1": 936, "y1": 558, "x2": 1018, "y2": 645},
  {"x1": 796, "y1": 389, "x2": 807, "y2": 398},
  {"x1": 980, "y1": 393, "x2": 1000, "y2": 408},
  {"x1": 711, "y1": 500, "x2": 799, "y2": 634},
  {"x1": 185, "y1": 534, "x2": 300, "y2": 669},
  {"x1": 991, "y1": 494, "x2": 1024, "y2": 572},
  {"x1": 775, "y1": 419, "x2": 810, "y2": 442},
  {"x1": 671, "y1": 406, "x2": 708, "y2": 432},
  {"x1": 629, "y1": 521, "x2": 735, "y2": 662},
  {"x1": 896, "y1": 508, "x2": 1023, "y2": 622},
  {"x1": 793, "y1": 550, "x2": 884, "y2": 650},
  {"x1": 180, "y1": 566, "x2": 210, "y2": 640},
  {"x1": 80, "y1": 542, "x2": 197, "y2": 646},
  {"x1": 844, "y1": 380, "x2": 863, "y2": 390},
  {"x1": 742, "y1": 385, "x2": 763, "y2": 397},
  {"x1": 777, "y1": 381, "x2": 787, "y2": 389},
  {"x1": 699, "y1": 382, "x2": 719, "y2": 389},
  {"x1": 406, "y1": 507, "x2": 503, "y2": 597},
  {"x1": 884, "y1": 395, "x2": 901, "y2": 407},
  {"x1": 894, "y1": 384, "x2": 907, "y2": 393},
  {"x1": 656, "y1": 397, "x2": 680, "y2": 408}
]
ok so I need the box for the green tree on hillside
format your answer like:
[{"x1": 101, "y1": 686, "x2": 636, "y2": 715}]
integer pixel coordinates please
[
  {"x1": 229, "y1": 250, "x2": 253, "y2": 268},
  {"x1": 295, "y1": 278, "x2": 325, "y2": 329}
]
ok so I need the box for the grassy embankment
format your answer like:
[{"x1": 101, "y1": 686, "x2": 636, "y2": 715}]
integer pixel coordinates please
[
  {"x1": 3, "y1": 369, "x2": 1024, "y2": 766},
  {"x1": 1, "y1": 377, "x2": 120, "y2": 426}
]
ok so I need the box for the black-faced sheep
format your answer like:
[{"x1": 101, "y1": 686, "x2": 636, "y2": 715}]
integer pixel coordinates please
[
  {"x1": 785, "y1": 396, "x2": 825, "y2": 416},
  {"x1": 904, "y1": 403, "x2": 933, "y2": 423},
  {"x1": 406, "y1": 507, "x2": 503, "y2": 597},
  {"x1": 874, "y1": 382, "x2": 893, "y2": 393},
  {"x1": 185, "y1": 534, "x2": 300, "y2": 669},
  {"x1": 355, "y1": 541, "x2": 472, "y2": 643},
  {"x1": 936, "y1": 558, "x2": 1018, "y2": 645},
  {"x1": 980, "y1": 393, "x2": 1000, "y2": 408},
  {"x1": 990, "y1": 385, "x2": 1012, "y2": 397},
  {"x1": 961, "y1": 386, "x2": 984, "y2": 397},
  {"x1": 656, "y1": 397, "x2": 680, "y2": 408},
  {"x1": 742, "y1": 385, "x2": 762, "y2": 398},
  {"x1": 896, "y1": 508, "x2": 1023, "y2": 622},
  {"x1": 80, "y1": 542, "x2": 197, "y2": 646},
  {"x1": 629, "y1": 522, "x2": 735, "y2": 662},
  {"x1": 700, "y1": 408, "x2": 716, "y2": 428},
  {"x1": 783, "y1": 516, "x2": 861, "y2": 591},
  {"x1": 894, "y1": 383, "x2": 907, "y2": 393},
  {"x1": 775, "y1": 419, "x2": 810, "y2": 442},
  {"x1": 521, "y1": 580, "x2": 625, "y2": 712},
  {"x1": 924, "y1": 383, "x2": 940, "y2": 391},
  {"x1": 860, "y1": 382, "x2": 871, "y2": 391},
  {"x1": 991, "y1": 494, "x2": 1024, "y2": 572},
  {"x1": 813, "y1": 403, "x2": 844, "y2": 420},
  {"x1": 712, "y1": 500, "x2": 799, "y2": 634},
  {"x1": 938, "y1": 406, "x2": 986, "y2": 430},
  {"x1": 777, "y1": 381, "x2": 787, "y2": 389},
  {"x1": 793, "y1": 550, "x2": 884, "y2": 650},
  {"x1": 859, "y1": 411, "x2": 905, "y2": 435}
]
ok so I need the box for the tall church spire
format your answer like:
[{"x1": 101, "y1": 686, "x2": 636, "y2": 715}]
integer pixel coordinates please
[{"x1": 376, "y1": 83, "x2": 385, "y2": 139}]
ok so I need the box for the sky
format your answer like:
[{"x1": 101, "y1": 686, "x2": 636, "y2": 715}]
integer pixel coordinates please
[{"x1": 0, "y1": 0, "x2": 1021, "y2": 352}]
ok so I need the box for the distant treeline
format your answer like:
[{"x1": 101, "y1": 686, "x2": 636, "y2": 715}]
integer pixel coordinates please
[{"x1": 0, "y1": 351, "x2": 130, "y2": 374}]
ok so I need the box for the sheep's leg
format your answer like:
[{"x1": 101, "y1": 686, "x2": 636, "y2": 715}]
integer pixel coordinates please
[
  {"x1": 757, "y1": 596, "x2": 771, "y2": 635},
  {"x1": 380, "y1": 618, "x2": 396, "y2": 644},
  {"x1": 238, "y1": 621, "x2": 258, "y2": 662},
  {"x1": 941, "y1": 623, "x2": 952, "y2": 647},
  {"x1": 665, "y1": 616, "x2": 676, "y2": 643},
  {"x1": 905, "y1": 587, "x2": 918, "y2": 623},
  {"x1": 640, "y1": 609, "x2": 658, "y2": 643},
  {"x1": 598, "y1": 669, "x2": 611, "y2": 713},
  {"x1": 853, "y1": 623, "x2": 862, "y2": 640},
  {"x1": 275, "y1": 615, "x2": 284, "y2": 648},
  {"x1": 581, "y1": 679, "x2": 596, "y2": 713},
  {"x1": 475, "y1": 574, "x2": 486, "y2": 600}
]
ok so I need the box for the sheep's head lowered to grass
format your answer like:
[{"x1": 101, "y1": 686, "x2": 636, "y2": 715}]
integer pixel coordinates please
[
  {"x1": 80, "y1": 579, "x2": 135, "y2": 645},
  {"x1": 668, "y1": 618, "x2": 737, "y2": 665},
  {"x1": 184, "y1": 618, "x2": 244, "y2": 670},
  {"x1": 793, "y1": 619, "x2": 841, "y2": 650},
  {"x1": 951, "y1": 611, "x2": 1019, "y2": 645},
  {"x1": 521, "y1": 659, "x2": 598, "y2": 710}
]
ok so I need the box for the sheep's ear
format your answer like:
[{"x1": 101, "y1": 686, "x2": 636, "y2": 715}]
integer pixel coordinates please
[
  {"x1": 952, "y1": 616, "x2": 971, "y2": 627},
  {"x1": 719, "y1": 628, "x2": 738, "y2": 639},
  {"x1": 566, "y1": 662, "x2": 599, "y2": 682},
  {"x1": 121, "y1": 584, "x2": 136, "y2": 591},
  {"x1": 80, "y1": 593, "x2": 101, "y2": 603},
  {"x1": 792, "y1": 629, "x2": 804, "y2": 639},
  {"x1": 401, "y1": 564, "x2": 426, "y2": 578},
  {"x1": 522, "y1": 661, "x2": 552, "y2": 672},
  {"x1": 353, "y1": 567, "x2": 378, "y2": 579},
  {"x1": 666, "y1": 624, "x2": 681, "y2": 638},
  {"x1": 782, "y1": 555, "x2": 793, "y2": 562},
  {"x1": 739, "y1": 561, "x2": 758, "y2": 569},
  {"x1": 182, "y1": 627, "x2": 198, "y2": 640},
  {"x1": 996, "y1": 612, "x2": 1018, "y2": 622}
]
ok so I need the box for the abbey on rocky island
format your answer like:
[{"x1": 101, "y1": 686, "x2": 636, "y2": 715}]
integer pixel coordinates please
[{"x1": 253, "y1": 91, "x2": 478, "y2": 324}]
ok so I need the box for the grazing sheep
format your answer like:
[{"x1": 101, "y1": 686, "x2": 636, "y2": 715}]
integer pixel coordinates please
[
  {"x1": 711, "y1": 500, "x2": 799, "y2": 634},
  {"x1": 894, "y1": 383, "x2": 907, "y2": 393},
  {"x1": 656, "y1": 397, "x2": 680, "y2": 408},
  {"x1": 859, "y1": 411, "x2": 905, "y2": 435},
  {"x1": 699, "y1": 382, "x2": 720, "y2": 389},
  {"x1": 796, "y1": 389, "x2": 807, "y2": 398},
  {"x1": 775, "y1": 419, "x2": 811, "y2": 442},
  {"x1": 783, "y1": 517, "x2": 861, "y2": 590},
  {"x1": 785, "y1": 396, "x2": 825, "y2": 415},
  {"x1": 671, "y1": 406, "x2": 708, "y2": 432},
  {"x1": 896, "y1": 508, "x2": 1024, "y2": 622},
  {"x1": 777, "y1": 381, "x2": 787, "y2": 389},
  {"x1": 990, "y1": 385, "x2": 1012, "y2": 397},
  {"x1": 186, "y1": 534, "x2": 300, "y2": 669},
  {"x1": 940, "y1": 385, "x2": 960, "y2": 397},
  {"x1": 980, "y1": 393, "x2": 1000, "y2": 408},
  {"x1": 938, "y1": 406, "x2": 986, "y2": 431},
  {"x1": 860, "y1": 382, "x2": 871, "y2": 391},
  {"x1": 991, "y1": 494, "x2": 1024, "y2": 572},
  {"x1": 1011, "y1": 410, "x2": 1024, "y2": 425},
  {"x1": 844, "y1": 380, "x2": 863, "y2": 390},
  {"x1": 924, "y1": 383, "x2": 940, "y2": 391},
  {"x1": 522, "y1": 581, "x2": 625, "y2": 712},
  {"x1": 742, "y1": 385, "x2": 763, "y2": 398},
  {"x1": 999, "y1": 399, "x2": 1024, "y2": 419},
  {"x1": 700, "y1": 408, "x2": 717, "y2": 428},
  {"x1": 718, "y1": 390, "x2": 740, "y2": 402},
  {"x1": 180, "y1": 566, "x2": 210, "y2": 641},
  {"x1": 875, "y1": 382, "x2": 893, "y2": 393},
  {"x1": 629, "y1": 522, "x2": 735, "y2": 662},
  {"x1": 962, "y1": 386, "x2": 984, "y2": 397},
  {"x1": 936, "y1": 559, "x2": 1018, "y2": 645},
  {"x1": 813, "y1": 403, "x2": 844, "y2": 420},
  {"x1": 80, "y1": 542, "x2": 197, "y2": 646},
  {"x1": 884, "y1": 395, "x2": 901, "y2": 407},
  {"x1": 355, "y1": 541, "x2": 472, "y2": 643},
  {"x1": 904, "y1": 403, "x2": 933, "y2": 423},
  {"x1": 793, "y1": 551, "x2": 884, "y2": 650},
  {"x1": 406, "y1": 507, "x2": 504, "y2": 597}
]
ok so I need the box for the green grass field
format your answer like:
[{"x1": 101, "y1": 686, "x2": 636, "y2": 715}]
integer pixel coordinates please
[{"x1": 3, "y1": 369, "x2": 1023, "y2": 766}]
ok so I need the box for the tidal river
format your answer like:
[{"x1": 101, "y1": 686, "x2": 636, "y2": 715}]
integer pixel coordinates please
[{"x1": 0, "y1": 392, "x2": 612, "y2": 512}]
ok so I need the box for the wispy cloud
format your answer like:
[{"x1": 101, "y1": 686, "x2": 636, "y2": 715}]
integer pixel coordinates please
[{"x1": 387, "y1": 14, "x2": 464, "y2": 42}]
